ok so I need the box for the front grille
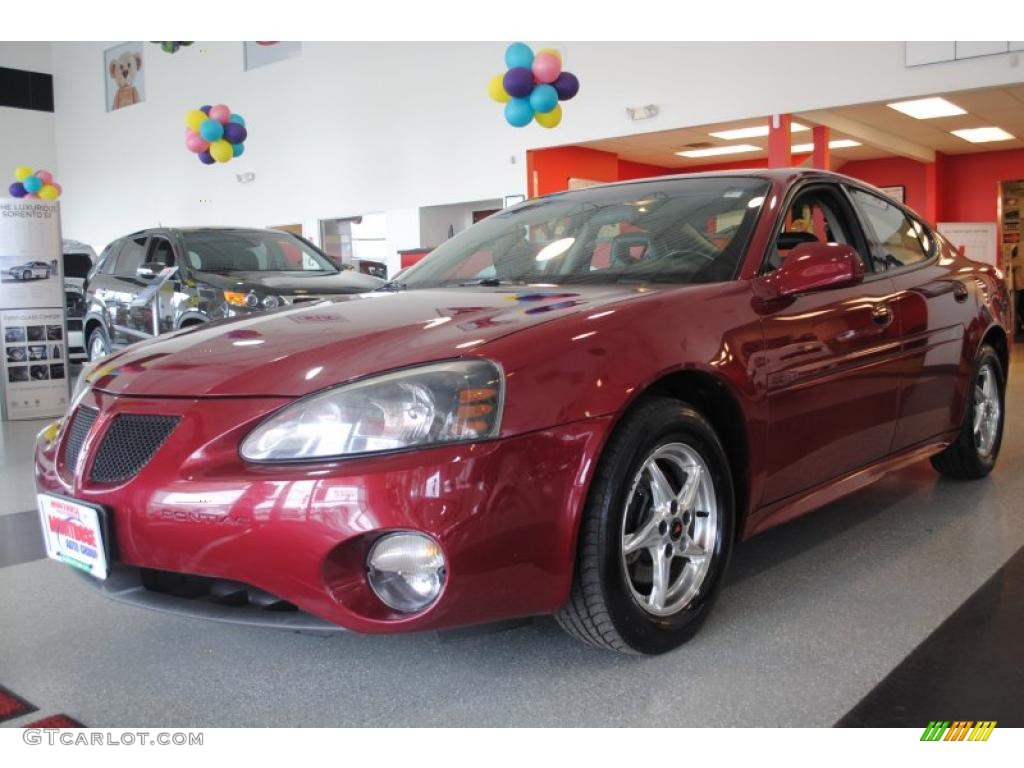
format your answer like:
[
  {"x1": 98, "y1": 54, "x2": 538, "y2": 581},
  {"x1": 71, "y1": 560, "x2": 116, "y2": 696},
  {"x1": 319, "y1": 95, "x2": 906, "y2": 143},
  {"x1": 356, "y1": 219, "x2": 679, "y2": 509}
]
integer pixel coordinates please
[
  {"x1": 64, "y1": 406, "x2": 98, "y2": 473},
  {"x1": 140, "y1": 569, "x2": 299, "y2": 612},
  {"x1": 90, "y1": 414, "x2": 180, "y2": 484}
]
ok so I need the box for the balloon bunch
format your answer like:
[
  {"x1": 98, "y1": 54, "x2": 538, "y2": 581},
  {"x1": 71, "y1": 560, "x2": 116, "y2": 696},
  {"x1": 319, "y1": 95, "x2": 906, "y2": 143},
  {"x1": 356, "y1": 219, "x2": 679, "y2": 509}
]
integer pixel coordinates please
[
  {"x1": 184, "y1": 104, "x2": 248, "y2": 165},
  {"x1": 8, "y1": 167, "x2": 62, "y2": 200},
  {"x1": 153, "y1": 42, "x2": 193, "y2": 54},
  {"x1": 488, "y1": 43, "x2": 579, "y2": 129}
]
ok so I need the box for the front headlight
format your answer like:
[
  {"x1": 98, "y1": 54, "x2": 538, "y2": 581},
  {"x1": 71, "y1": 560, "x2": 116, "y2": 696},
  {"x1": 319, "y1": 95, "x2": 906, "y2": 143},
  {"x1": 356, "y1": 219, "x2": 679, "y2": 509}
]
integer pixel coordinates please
[{"x1": 239, "y1": 360, "x2": 503, "y2": 462}]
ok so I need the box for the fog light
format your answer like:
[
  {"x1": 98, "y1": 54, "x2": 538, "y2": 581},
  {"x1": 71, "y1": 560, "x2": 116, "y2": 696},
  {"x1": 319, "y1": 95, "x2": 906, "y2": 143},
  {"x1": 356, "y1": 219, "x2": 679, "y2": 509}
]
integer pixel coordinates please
[{"x1": 367, "y1": 532, "x2": 445, "y2": 613}]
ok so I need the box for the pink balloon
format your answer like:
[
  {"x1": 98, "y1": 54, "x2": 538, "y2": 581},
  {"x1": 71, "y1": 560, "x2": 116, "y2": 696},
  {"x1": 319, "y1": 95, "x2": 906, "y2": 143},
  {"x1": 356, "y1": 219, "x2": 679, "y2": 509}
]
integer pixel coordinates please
[
  {"x1": 25, "y1": 193, "x2": 39, "y2": 199},
  {"x1": 185, "y1": 132, "x2": 209, "y2": 153},
  {"x1": 51, "y1": 182, "x2": 62, "y2": 195},
  {"x1": 208, "y1": 104, "x2": 231, "y2": 124},
  {"x1": 35, "y1": 170, "x2": 53, "y2": 184},
  {"x1": 531, "y1": 53, "x2": 561, "y2": 84}
]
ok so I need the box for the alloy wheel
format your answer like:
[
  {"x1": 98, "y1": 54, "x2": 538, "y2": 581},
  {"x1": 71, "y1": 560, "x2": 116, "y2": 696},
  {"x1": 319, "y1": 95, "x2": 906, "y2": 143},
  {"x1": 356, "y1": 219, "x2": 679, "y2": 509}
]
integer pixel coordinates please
[
  {"x1": 973, "y1": 362, "x2": 1001, "y2": 458},
  {"x1": 620, "y1": 442, "x2": 720, "y2": 617}
]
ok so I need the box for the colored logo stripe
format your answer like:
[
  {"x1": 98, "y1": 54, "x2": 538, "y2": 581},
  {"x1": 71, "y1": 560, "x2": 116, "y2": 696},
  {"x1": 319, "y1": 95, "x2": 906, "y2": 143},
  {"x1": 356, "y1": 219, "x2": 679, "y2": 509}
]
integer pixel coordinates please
[{"x1": 921, "y1": 720, "x2": 996, "y2": 741}]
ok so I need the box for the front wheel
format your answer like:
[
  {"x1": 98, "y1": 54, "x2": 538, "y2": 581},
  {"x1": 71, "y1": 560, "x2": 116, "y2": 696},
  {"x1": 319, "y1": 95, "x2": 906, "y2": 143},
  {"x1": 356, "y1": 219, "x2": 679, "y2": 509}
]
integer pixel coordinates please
[
  {"x1": 931, "y1": 344, "x2": 1005, "y2": 479},
  {"x1": 556, "y1": 397, "x2": 735, "y2": 655},
  {"x1": 87, "y1": 325, "x2": 112, "y2": 362}
]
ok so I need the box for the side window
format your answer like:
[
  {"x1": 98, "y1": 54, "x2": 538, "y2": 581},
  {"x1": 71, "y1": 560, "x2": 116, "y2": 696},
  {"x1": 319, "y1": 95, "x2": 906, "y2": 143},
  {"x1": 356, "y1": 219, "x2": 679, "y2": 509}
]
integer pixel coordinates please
[
  {"x1": 147, "y1": 237, "x2": 176, "y2": 268},
  {"x1": 848, "y1": 188, "x2": 930, "y2": 271},
  {"x1": 765, "y1": 187, "x2": 860, "y2": 272},
  {"x1": 114, "y1": 236, "x2": 148, "y2": 277},
  {"x1": 98, "y1": 242, "x2": 122, "y2": 275}
]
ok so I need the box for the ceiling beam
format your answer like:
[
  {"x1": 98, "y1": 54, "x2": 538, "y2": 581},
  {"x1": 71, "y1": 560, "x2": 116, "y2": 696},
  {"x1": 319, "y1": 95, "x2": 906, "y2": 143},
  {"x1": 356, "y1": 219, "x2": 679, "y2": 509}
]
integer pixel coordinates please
[{"x1": 796, "y1": 109, "x2": 936, "y2": 163}]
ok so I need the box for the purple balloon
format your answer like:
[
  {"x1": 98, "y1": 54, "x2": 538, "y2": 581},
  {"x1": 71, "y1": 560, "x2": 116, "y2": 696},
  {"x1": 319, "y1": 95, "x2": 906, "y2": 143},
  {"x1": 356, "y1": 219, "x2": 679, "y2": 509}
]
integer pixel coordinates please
[
  {"x1": 8, "y1": 182, "x2": 27, "y2": 198},
  {"x1": 503, "y1": 67, "x2": 535, "y2": 99},
  {"x1": 198, "y1": 149, "x2": 215, "y2": 165},
  {"x1": 223, "y1": 122, "x2": 248, "y2": 144},
  {"x1": 552, "y1": 71, "x2": 580, "y2": 101},
  {"x1": 200, "y1": 104, "x2": 212, "y2": 114}
]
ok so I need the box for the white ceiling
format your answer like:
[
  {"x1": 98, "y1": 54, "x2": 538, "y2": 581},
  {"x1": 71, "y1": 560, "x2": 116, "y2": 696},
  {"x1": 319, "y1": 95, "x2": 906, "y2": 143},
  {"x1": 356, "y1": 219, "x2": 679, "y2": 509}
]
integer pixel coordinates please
[{"x1": 577, "y1": 84, "x2": 1024, "y2": 169}]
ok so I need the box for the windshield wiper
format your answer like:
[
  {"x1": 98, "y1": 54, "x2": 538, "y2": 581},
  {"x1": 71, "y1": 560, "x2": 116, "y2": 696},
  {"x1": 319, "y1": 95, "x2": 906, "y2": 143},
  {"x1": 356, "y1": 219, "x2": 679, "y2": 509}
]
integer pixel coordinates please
[{"x1": 377, "y1": 280, "x2": 407, "y2": 292}]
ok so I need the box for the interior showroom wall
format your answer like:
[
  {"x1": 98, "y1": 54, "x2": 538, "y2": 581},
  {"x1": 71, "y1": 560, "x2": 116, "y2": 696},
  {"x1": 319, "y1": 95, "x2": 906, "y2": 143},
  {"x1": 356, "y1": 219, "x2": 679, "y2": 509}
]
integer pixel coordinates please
[{"x1": 46, "y1": 42, "x2": 1024, "y2": 274}]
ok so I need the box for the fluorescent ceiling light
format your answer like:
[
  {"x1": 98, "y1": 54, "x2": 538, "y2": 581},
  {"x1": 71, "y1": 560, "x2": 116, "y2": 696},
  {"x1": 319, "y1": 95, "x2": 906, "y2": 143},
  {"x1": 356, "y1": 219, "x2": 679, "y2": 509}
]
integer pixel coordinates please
[
  {"x1": 887, "y1": 97, "x2": 966, "y2": 119},
  {"x1": 950, "y1": 126, "x2": 1014, "y2": 143},
  {"x1": 676, "y1": 144, "x2": 761, "y2": 158},
  {"x1": 709, "y1": 122, "x2": 809, "y2": 140},
  {"x1": 791, "y1": 139, "x2": 862, "y2": 153}
]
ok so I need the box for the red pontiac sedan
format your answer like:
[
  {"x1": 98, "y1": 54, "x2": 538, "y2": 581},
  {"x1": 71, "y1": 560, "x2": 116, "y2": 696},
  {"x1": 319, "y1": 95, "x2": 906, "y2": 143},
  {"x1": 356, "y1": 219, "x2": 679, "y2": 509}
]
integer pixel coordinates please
[{"x1": 36, "y1": 170, "x2": 1010, "y2": 655}]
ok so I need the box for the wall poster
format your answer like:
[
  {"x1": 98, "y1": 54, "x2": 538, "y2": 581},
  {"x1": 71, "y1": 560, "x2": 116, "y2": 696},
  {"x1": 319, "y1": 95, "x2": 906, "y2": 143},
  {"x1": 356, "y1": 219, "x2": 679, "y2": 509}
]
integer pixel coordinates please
[{"x1": 0, "y1": 198, "x2": 67, "y2": 420}]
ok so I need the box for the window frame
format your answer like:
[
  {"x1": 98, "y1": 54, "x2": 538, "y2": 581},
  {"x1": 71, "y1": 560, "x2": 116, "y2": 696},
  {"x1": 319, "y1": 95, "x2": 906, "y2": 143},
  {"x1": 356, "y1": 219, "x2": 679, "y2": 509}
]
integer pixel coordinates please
[
  {"x1": 758, "y1": 180, "x2": 875, "y2": 278},
  {"x1": 842, "y1": 184, "x2": 938, "y2": 275}
]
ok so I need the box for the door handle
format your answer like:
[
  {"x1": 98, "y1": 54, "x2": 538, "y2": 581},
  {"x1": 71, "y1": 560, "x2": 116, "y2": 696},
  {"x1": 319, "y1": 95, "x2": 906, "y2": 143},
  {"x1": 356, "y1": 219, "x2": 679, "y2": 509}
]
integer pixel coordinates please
[{"x1": 872, "y1": 304, "x2": 894, "y2": 327}]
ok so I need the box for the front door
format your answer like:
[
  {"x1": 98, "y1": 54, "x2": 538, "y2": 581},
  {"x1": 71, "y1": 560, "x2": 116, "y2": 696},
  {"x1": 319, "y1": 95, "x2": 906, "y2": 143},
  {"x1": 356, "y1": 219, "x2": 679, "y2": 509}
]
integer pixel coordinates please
[{"x1": 756, "y1": 183, "x2": 903, "y2": 504}]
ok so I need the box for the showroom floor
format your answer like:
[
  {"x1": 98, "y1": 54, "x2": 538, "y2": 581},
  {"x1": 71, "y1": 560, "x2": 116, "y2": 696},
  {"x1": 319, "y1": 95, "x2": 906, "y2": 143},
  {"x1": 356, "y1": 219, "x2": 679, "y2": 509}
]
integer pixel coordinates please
[{"x1": 1, "y1": 349, "x2": 1022, "y2": 728}]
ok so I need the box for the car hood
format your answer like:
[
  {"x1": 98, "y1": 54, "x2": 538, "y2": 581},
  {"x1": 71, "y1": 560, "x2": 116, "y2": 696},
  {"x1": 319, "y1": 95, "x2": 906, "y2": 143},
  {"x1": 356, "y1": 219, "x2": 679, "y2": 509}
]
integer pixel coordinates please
[
  {"x1": 194, "y1": 269, "x2": 382, "y2": 295},
  {"x1": 88, "y1": 285, "x2": 658, "y2": 398}
]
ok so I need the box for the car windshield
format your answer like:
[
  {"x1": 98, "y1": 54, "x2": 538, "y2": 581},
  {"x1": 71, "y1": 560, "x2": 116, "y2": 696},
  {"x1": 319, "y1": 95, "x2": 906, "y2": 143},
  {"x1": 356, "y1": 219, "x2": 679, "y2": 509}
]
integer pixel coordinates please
[
  {"x1": 182, "y1": 230, "x2": 338, "y2": 273},
  {"x1": 399, "y1": 177, "x2": 769, "y2": 288}
]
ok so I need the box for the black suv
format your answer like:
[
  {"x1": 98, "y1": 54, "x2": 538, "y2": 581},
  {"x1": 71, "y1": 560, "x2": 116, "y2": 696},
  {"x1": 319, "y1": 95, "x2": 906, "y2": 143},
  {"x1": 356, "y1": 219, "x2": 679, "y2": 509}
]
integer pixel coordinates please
[{"x1": 84, "y1": 227, "x2": 383, "y2": 360}]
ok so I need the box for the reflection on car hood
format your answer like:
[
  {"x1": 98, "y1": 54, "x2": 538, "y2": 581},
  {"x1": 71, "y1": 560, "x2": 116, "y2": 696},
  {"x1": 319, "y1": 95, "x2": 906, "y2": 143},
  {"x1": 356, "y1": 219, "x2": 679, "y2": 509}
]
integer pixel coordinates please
[
  {"x1": 87, "y1": 285, "x2": 658, "y2": 398},
  {"x1": 194, "y1": 269, "x2": 382, "y2": 294}
]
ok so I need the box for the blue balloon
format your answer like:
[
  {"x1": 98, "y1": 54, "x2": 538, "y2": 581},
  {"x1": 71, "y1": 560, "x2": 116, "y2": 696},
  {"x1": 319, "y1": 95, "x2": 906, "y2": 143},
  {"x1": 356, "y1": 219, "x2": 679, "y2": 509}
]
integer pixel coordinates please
[
  {"x1": 23, "y1": 176, "x2": 43, "y2": 193},
  {"x1": 232, "y1": 142, "x2": 245, "y2": 158},
  {"x1": 229, "y1": 113, "x2": 246, "y2": 126},
  {"x1": 199, "y1": 118, "x2": 224, "y2": 142},
  {"x1": 504, "y1": 98, "x2": 534, "y2": 128},
  {"x1": 529, "y1": 84, "x2": 558, "y2": 114},
  {"x1": 200, "y1": 104, "x2": 212, "y2": 114},
  {"x1": 8, "y1": 182, "x2": 27, "y2": 198},
  {"x1": 505, "y1": 42, "x2": 534, "y2": 70}
]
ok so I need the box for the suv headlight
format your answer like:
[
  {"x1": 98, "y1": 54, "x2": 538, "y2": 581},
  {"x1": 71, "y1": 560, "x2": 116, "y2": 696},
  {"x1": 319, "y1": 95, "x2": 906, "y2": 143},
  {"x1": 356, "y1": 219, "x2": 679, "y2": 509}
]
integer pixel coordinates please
[{"x1": 240, "y1": 360, "x2": 503, "y2": 462}]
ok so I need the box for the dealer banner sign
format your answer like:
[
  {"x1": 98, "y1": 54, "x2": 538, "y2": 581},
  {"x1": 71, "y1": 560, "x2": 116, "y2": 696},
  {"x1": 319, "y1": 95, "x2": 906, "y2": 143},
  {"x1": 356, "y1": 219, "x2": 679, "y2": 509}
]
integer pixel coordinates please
[{"x1": 0, "y1": 198, "x2": 67, "y2": 420}]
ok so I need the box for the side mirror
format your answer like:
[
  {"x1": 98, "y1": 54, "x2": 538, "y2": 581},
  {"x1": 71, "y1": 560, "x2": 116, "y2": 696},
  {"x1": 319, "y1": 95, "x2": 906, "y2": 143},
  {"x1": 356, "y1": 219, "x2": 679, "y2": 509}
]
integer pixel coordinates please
[
  {"x1": 772, "y1": 242, "x2": 865, "y2": 297},
  {"x1": 136, "y1": 262, "x2": 164, "y2": 280}
]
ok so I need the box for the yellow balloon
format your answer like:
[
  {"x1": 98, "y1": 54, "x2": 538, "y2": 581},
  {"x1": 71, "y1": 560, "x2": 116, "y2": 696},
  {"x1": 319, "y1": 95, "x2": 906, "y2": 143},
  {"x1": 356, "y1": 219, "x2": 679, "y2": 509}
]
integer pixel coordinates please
[
  {"x1": 487, "y1": 73, "x2": 510, "y2": 103},
  {"x1": 535, "y1": 103, "x2": 563, "y2": 129},
  {"x1": 537, "y1": 47, "x2": 562, "y2": 63},
  {"x1": 14, "y1": 166, "x2": 33, "y2": 182},
  {"x1": 185, "y1": 109, "x2": 208, "y2": 132},
  {"x1": 209, "y1": 139, "x2": 233, "y2": 163},
  {"x1": 38, "y1": 185, "x2": 59, "y2": 201}
]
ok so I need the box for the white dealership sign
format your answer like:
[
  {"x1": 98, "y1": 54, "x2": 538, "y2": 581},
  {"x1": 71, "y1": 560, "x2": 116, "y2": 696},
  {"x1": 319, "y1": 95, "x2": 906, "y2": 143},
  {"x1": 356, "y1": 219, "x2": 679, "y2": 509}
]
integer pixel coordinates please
[{"x1": 0, "y1": 198, "x2": 66, "y2": 420}]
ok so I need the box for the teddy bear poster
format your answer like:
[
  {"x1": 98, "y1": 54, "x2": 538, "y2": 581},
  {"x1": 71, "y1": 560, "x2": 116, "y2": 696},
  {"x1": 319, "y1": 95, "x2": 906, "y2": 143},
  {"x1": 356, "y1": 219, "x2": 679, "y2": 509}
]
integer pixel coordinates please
[{"x1": 104, "y1": 42, "x2": 145, "y2": 112}]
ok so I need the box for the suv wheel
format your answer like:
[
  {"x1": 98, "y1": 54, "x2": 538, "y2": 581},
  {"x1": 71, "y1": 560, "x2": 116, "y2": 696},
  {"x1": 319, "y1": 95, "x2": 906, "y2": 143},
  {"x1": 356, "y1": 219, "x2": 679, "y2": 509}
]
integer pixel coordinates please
[{"x1": 87, "y1": 325, "x2": 112, "y2": 362}]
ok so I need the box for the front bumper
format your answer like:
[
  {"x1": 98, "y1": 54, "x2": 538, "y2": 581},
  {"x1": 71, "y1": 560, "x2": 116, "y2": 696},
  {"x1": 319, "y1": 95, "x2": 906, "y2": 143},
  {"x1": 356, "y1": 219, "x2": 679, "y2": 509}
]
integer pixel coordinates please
[{"x1": 35, "y1": 388, "x2": 611, "y2": 633}]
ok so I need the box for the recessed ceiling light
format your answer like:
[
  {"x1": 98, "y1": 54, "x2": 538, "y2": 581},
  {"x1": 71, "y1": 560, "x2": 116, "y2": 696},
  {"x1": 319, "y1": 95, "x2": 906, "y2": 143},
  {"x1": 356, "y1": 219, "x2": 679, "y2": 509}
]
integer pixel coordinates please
[
  {"x1": 950, "y1": 126, "x2": 1014, "y2": 143},
  {"x1": 887, "y1": 97, "x2": 966, "y2": 119},
  {"x1": 675, "y1": 144, "x2": 761, "y2": 158},
  {"x1": 708, "y1": 122, "x2": 810, "y2": 140},
  {"x1": 791, "y1": 139, "x2": 862, "y2": 153}
]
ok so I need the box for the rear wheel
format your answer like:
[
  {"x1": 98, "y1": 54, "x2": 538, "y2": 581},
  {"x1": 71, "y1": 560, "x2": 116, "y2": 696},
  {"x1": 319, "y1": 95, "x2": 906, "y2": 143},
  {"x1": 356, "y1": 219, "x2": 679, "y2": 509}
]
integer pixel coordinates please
[
  {"x1": 87, "y1": 325, "x2": 111, "y2": 362},
  {"x1": 556, "y1": 397, "x2": 735, "y2": 655},
  {"x1": 931, "y1": 344, "x2": 1005, "y2": 479}
]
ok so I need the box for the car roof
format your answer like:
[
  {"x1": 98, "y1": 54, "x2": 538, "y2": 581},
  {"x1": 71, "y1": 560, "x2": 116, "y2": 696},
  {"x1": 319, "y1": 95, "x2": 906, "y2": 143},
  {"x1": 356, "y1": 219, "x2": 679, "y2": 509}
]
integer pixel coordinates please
[{"x1": 571, "y1": 167, "x2": 869, "y2": 191}]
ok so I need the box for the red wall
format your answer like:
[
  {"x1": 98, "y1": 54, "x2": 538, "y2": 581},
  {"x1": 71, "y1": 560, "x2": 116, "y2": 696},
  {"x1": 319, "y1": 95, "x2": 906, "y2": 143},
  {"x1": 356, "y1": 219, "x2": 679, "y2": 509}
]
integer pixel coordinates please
[
  {"x1": 528, "y1": 144, "x2": 1024, "y2": 234},
  {"x1": 938, "y1": 148, "x2": 1024, "y2": 223}
]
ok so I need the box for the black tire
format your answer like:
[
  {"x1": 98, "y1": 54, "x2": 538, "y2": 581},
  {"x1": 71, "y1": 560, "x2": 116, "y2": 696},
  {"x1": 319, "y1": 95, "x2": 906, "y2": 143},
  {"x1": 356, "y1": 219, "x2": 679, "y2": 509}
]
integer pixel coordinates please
[
  {"x1": 556, "y1": 396, "x2": 736, "y2": 655},
  {"x1": 87, "y1": 324, "x2": 111, "y2": 362},
  {"x1": 931, "y1": 344, "x2": 1005, "y2": 479}
]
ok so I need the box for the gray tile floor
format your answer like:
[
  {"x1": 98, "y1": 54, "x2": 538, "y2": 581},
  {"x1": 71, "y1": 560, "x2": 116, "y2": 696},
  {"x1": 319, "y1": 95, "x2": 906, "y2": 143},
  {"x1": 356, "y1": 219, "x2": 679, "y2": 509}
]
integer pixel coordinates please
[{"x1": 1, "y1": 349, "x2": 1022, "y2": 727}]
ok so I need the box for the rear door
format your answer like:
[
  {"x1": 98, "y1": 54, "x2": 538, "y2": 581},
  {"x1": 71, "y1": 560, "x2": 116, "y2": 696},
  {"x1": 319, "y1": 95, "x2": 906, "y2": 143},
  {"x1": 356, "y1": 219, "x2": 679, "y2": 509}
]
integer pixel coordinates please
[
  {"x1": 846, "y1": 187, "x2": 967, "y2": 450},
  {"x1": 757, "y1": 182, "x2": 902, "y2": 504}
]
